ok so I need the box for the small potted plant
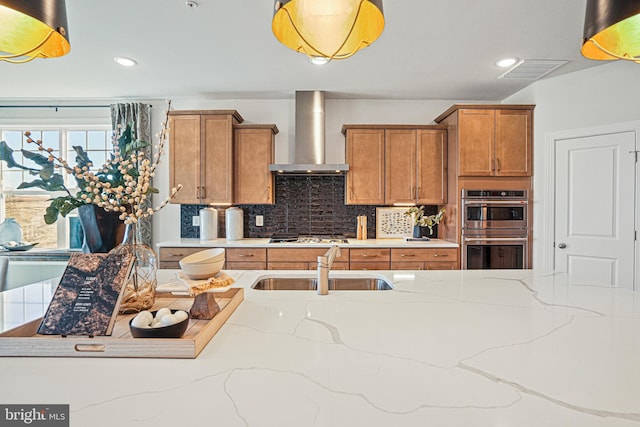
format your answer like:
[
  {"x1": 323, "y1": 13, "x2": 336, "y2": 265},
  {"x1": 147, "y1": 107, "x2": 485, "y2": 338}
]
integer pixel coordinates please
[{"x1": 405, "y1": 206, "x2": 446, "y2": 238}]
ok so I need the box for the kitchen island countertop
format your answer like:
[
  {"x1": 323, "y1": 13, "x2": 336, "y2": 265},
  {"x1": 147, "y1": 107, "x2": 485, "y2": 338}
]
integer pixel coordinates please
[{"x1": 0, "y1": 269, "x2": 638, "y2": 426}]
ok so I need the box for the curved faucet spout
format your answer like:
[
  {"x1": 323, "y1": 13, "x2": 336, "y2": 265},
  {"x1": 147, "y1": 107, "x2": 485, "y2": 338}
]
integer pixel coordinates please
[{"x1": 317, "y1": 245, "x2": 341, "y2": 295}]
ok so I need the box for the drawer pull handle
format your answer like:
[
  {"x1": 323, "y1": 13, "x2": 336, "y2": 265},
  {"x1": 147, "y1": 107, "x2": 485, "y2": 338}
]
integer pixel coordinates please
[
  {"x1": 433, "y1": 254, "x2": 449, "y2": 257},
  {"x1": 400, "y1": 254, "x2": 415, "y2": 257},
  {"x1": 74, "y1": 344, "x2": 106, "y2": 352},
  {"x1": 238, "y1": 254, "x2": 254, "y2": 257},
  {"x1": 361, "y1": 254, "x2": 377, "y2": 258}
]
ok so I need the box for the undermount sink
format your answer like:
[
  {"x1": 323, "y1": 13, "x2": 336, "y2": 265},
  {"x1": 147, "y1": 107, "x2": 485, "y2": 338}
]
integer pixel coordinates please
[{"x1": 252, "y1": 277, "x2": 393, "y2": 291}]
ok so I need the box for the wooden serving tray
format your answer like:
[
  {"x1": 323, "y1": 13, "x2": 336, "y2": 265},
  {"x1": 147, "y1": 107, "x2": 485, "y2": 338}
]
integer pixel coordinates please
[{"x1": 0, "y1": 288, "x2": 243, "y2": 359}]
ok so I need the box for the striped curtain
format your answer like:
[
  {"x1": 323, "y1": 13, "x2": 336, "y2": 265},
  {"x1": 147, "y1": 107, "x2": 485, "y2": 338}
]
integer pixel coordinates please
[{"x1": 110, "y1": 102, "x2": 152, "y2": 246}]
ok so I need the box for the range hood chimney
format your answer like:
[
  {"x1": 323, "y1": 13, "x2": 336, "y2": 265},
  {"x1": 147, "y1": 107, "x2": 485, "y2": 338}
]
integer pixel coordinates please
[{"x1": 269, "y1": 91, "x2": 349, "y2": 174}]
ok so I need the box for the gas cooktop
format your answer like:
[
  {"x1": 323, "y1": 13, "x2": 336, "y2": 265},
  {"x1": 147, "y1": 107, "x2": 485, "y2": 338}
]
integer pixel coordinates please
[{"x1": 268, "y1": 234, "x2": 349, "y2": 244}]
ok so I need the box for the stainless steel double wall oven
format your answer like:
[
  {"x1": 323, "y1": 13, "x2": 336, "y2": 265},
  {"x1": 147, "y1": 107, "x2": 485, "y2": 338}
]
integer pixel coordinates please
[{"x1": 461, "y1": 189, "x2": 529, "y2": 269}]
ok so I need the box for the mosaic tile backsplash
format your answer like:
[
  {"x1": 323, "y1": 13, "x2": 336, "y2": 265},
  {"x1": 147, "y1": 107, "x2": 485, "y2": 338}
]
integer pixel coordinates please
[{"x1": 180, "y1": 175, "x2": 439, "y2": 239}]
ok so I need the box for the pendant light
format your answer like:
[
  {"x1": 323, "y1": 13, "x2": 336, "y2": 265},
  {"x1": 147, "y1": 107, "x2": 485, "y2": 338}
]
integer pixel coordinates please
[
  {"x1": 0, "y1": 0, "x2": 70, "y2": 64},
  {"x1": 581, "y1": 0, "x2": 640, "y2": 63},
  {"x1": 272, "y1": 0, "x2": 384, "y2": 62}
]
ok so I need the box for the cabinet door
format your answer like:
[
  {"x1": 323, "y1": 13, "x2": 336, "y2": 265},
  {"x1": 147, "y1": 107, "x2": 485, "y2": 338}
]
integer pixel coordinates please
[
  {"x1": 416, "y1": 129, "x2": 447, "y2": 204},
  {"x1": 202, "y1": 114, "x2": 234, "y2": 204},
  {"x1": 495, "y1": 109, "x2": 532, "y2": 176},
  {"x1": 169, "y1": 115, "x2": 202, "y2": 204},
  {"x1": 385, "y1": 129, "x2": 416, "y2": 204},
  {"x1": 345, "y1": 129, "x2": 385, "y2": 204},
  {"x1": 234, "y1": 127, "x2": 275, "y2": 204},
  {"x1": 458, "y1": 109, "x2": 495, "y2": 176}
]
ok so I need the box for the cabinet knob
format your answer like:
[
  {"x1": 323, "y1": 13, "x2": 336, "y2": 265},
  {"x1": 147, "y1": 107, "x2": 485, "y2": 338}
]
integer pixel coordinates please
[{"x1": 557, "y1": 242, "x2": 567, "y2": 249}]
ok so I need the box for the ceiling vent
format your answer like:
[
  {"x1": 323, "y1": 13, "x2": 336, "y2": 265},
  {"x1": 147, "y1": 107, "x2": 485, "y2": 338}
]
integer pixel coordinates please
[{"x1": 499, "y1": 59, "x2": 568, "y2": 80}]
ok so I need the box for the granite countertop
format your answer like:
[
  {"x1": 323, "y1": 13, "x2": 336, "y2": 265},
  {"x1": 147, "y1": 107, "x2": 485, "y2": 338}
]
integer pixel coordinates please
[
  {"x1": 156, "y1": 237, "x2": 459, "y2": 248},
  {"x1": 1, "y1": 269, "x2": 638, "y2": 426}
]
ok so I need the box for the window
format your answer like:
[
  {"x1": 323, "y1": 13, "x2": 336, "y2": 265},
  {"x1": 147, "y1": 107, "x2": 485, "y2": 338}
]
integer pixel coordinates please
[{"x1": 0, "y1": 125, "x2": 112, "y2": 249}]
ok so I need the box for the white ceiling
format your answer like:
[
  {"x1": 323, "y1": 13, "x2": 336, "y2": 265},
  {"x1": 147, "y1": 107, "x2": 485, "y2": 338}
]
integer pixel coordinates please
[{"x1": 0, "y1": 0, "x2": 602, "y2": 102}]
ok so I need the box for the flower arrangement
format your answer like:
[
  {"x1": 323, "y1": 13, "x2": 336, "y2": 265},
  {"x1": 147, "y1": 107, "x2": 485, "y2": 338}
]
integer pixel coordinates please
[
  {"x1": 73, "y1": 102, "x2": 182, "y2": 225},
  {"x1": 0, "y1": 100, "x2": 181, "y2": 225},
  {"x1": 405, "y1": 206, "x2": 446, "y2": 235}
]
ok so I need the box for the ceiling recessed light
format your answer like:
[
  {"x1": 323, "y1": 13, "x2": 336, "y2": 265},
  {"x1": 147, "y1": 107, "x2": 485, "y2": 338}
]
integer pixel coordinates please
[
  {"x1": 114, "y1": 56, "x2": 137, "y2": 67},
  {"x1": 495, "y1": 57, "x2": 518, "y2": 68}
]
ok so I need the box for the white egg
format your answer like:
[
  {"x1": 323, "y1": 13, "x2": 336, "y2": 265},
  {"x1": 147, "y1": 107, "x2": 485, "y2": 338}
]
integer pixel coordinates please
[
  {"x1": 131, "y1": 316, "x2": 151, "y2": 328},
  {"x1": 160, "y1": 314, "x2": 178, "y2": 326},
  {"x1": 155, "y1": 308, "x2": 171, "y2": 320},
  {"x1": 137, "y1": 310, "x2": 153, "y2": 322},
  {"x1": 152, "y1": 321, "x2": 165, "y2": 328},
  {"x1": 133, "y1": 311, "x2": 152, "y2": 327},
  {"x1": 174, "y1": 310, "x2": 189, "y2": 322},
  {"x1": 151, "y1": 318, "x2": 161, "y2": 327}
]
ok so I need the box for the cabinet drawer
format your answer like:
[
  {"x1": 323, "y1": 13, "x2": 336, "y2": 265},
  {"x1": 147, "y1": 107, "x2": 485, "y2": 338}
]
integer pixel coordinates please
[
  {"x1": 159, "y1": 247, "x2": 208, "y2": 263},
  {"x1": 425, "y1": 261, "x2": 458, "y2": 270},
  {"x1": 226, "y1": 261, "x2": 267, "y2": 270},
  {"x1": 268, "y1": 261, "x2": 311, "y2": 270},
  {"x1": 349, "y1": 248, "x2": 390, "y2": 262},
  {"x1": 391, "y1": 248, "x2": 458, "y2": 262},
  {"x1": 267, "y1": 248, "x2": 349, "y2": 263},
  {"x1": 350, "y1": 261, "x2": 390, "y2": 270},
  {"x1": 391, "y1": 261, "x2": 459, "y2": 270},
  {"x1": 227, "y1": 248, "x2": 267, "y2": 262}
]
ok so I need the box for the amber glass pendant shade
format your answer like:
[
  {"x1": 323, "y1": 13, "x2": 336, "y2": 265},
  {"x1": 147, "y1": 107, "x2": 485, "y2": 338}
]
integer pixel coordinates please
[
  {"x1": 581, "y1": 0, "x2": 640, "y2": 62},
  {"x1": 272, "y1": 0, "x2": 384, "y2": 61},
  {"x1": 0, "y1": 0, "x2": 70, "y2": 63}
]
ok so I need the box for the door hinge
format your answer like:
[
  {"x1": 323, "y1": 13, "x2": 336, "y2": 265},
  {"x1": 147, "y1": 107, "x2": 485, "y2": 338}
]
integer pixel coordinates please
[
  {"x1": 629, "y1": 150, "x2": 639, "y2": 162},
  {"x1": 635, "y1": 231, "x2": 637, "y2": 241}
]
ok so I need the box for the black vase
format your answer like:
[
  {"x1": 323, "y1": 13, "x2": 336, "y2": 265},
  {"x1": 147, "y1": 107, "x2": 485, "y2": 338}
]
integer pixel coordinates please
[{"x1": 77, "y1": 204, "x2": 126, "y2": 253}]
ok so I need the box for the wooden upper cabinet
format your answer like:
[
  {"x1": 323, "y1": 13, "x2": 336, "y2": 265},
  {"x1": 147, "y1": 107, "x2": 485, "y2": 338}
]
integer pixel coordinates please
[
  {"x1": 233, "y1": 124, "x2": 278, "y2": 205},
  {"x1": 169, "y1": 110, "x2": 243, "y2": 204},
  {"x1": 495, "y1": 109, "x2": 532, "y2": 176},
  {"x1": 169, "y1": 114, "x2": 201, "y2": 204},
  {"x1": 385, "y1": 129, "x2": 416, "y2": 204},
  {"x1": 417, "y1": 129, "x2": 447, "y2": 204},
  {"x1": 344, "y1": 128, "x2": 385, "y2": 205},
  {"x1": 436, "y1": 105, "x2": 534, "y2": 177},
  {"x1": 385, "y1": 128, "x2": 447, "y2": 205},
  {"x1": 458, "y1": 109, "x2": 495, "y2": 176}
]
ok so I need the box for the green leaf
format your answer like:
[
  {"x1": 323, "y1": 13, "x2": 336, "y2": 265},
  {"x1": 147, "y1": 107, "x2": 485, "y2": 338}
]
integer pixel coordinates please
[
  {"x1": 71, "y1": 145, "x2": 93, "y2": 169},
  {"x1": 17, "y1": 173, "x2": 66, "y2": 192},
  {"x1": 21, "y1": 148, "x2": 52, "y2": 167},
  {"x1": 0, "y1": 141, "x2": 34, "y2": 170},
  {"x1": 44, "y1": 197, "x2": 85, "y2": 224}
]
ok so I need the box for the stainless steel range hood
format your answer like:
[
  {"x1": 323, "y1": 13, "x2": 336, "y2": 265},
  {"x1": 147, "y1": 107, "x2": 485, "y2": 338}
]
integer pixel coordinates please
[{"x1": 269, "y1": 91, "x2": 349, "y2": 174}]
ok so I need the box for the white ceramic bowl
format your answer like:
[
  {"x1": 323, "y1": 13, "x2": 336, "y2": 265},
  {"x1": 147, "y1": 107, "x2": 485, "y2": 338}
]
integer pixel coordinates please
[
  {"x1": 180, "y1": 248, "x2": 225, "y2": 264},
  {"x1": 179, "y1": 258, "x2": 224, "y2": 280}
]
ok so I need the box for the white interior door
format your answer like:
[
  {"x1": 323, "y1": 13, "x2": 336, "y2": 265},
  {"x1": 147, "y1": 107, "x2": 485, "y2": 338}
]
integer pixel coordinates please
[{"x1": 554, "y1": 131, "x2": 636, "y2": 288}]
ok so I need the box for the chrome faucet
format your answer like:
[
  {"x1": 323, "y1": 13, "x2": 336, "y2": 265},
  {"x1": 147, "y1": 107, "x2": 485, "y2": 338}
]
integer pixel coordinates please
[{"x1": 317, "y1": 245, "x2": 341, "y2": 295}]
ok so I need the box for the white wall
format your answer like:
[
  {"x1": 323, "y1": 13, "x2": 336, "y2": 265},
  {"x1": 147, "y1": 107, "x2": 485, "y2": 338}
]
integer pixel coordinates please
[{"x1": 503, "y1": 60, "x2": 640, "y2": 270}]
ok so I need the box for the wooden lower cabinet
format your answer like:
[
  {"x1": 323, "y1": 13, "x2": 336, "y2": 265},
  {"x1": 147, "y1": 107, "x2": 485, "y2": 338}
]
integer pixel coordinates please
[
  {"x1": 349, "y1": 248, "x2": 390, "y2": 270},
  {"x1": 390, "y1": 248, "x2": 458, "y2": 270},
  {"x1": 160, "y1": 246, "x2": 459, "y2": 271},
  {"x1": 226, "y1": 248, "x2": 267, "y2": 270},
  {"x1": 267, "y1": 248, "x2": 350, "y2": 270}
]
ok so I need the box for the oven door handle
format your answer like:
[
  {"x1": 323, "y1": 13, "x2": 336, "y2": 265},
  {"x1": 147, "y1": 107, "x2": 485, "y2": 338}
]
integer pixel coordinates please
[
  {"x1": 463, "y1": 237, "x2": 528, "y2": 242},
  {"x1": 464, "y1": 200, "x2": 528, "y2": 205}
]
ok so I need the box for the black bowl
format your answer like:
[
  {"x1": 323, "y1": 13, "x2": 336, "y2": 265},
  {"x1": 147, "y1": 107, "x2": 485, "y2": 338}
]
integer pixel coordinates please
[{"x1": 129, "y1": 309, "x2": 189, "y2": 338}]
